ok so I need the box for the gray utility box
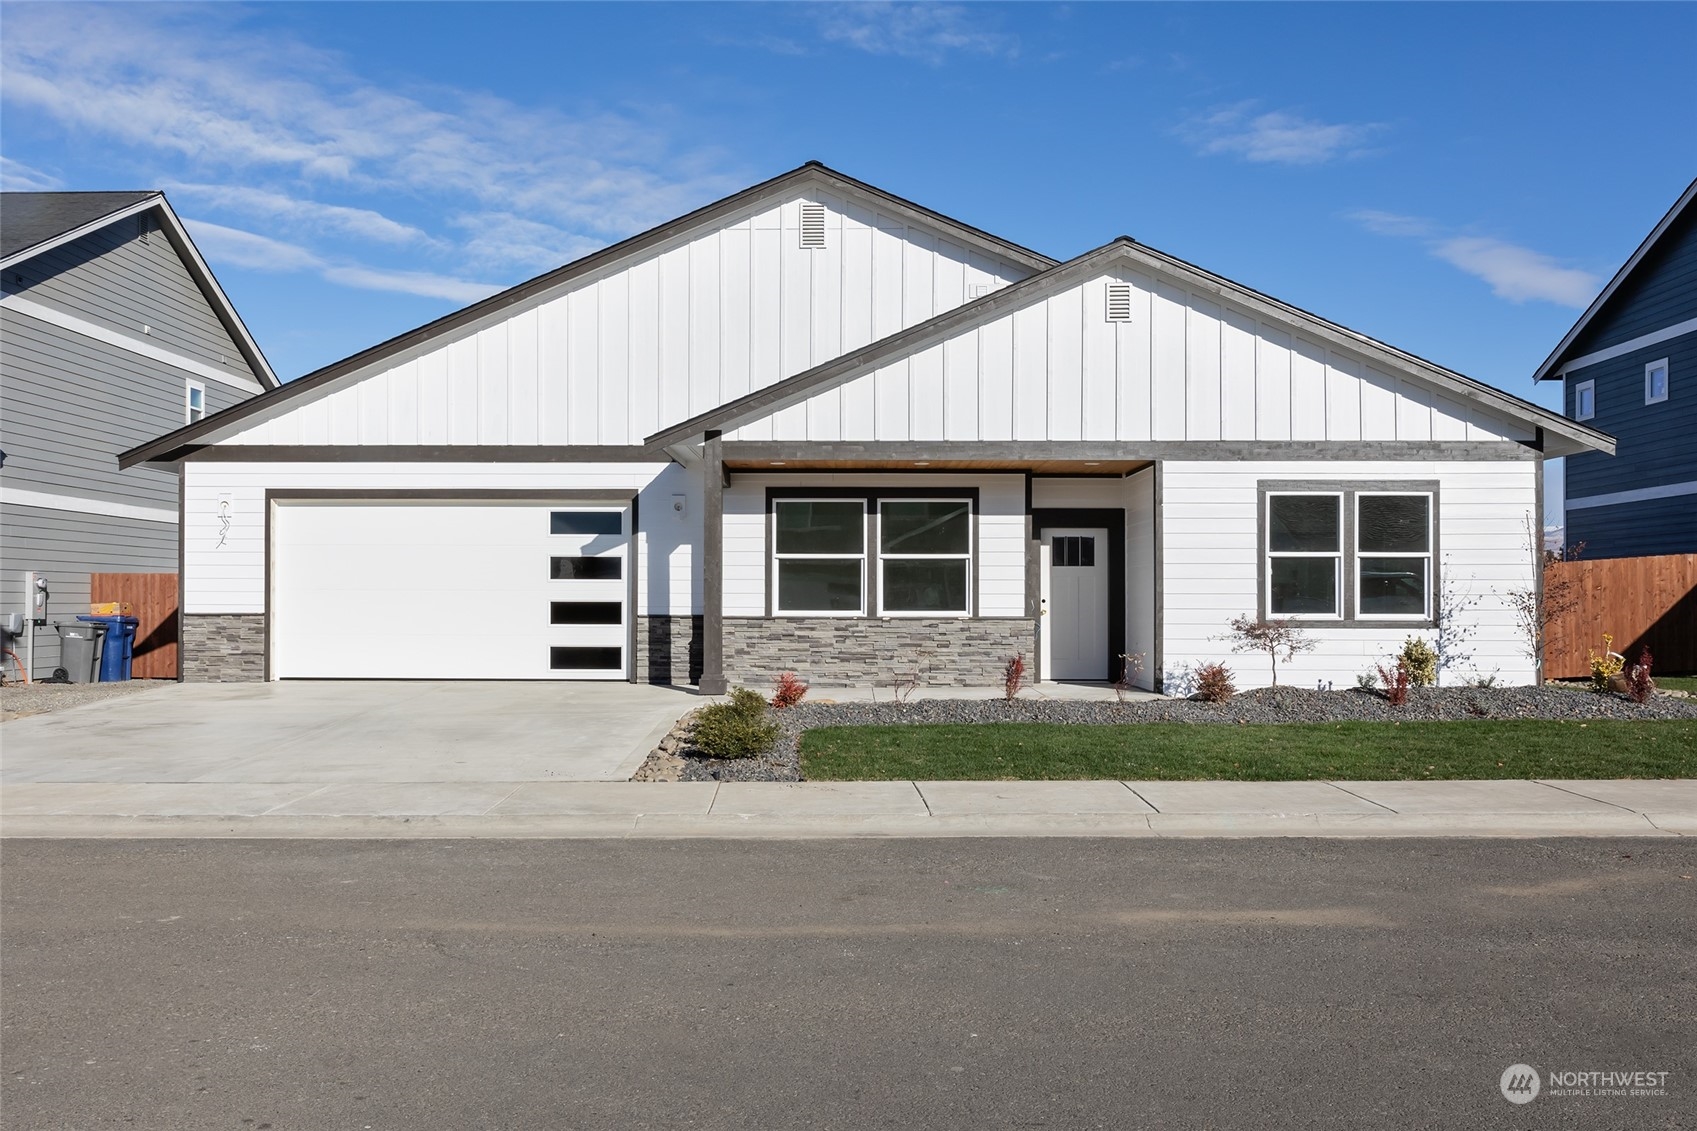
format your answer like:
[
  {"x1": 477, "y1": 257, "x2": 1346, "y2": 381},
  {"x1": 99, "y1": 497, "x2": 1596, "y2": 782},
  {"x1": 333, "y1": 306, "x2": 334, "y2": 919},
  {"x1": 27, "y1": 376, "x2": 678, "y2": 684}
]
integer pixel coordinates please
[{"x1": 55, "y1": 621, "x2": 106, "y2": 683}]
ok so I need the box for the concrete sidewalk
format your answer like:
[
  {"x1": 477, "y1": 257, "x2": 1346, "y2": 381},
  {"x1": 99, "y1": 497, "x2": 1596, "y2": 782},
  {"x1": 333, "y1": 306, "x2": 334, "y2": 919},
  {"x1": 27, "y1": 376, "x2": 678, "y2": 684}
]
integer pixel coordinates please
[{"x1": 3, "y1": 778, "x2": 1691, "y2": 839}]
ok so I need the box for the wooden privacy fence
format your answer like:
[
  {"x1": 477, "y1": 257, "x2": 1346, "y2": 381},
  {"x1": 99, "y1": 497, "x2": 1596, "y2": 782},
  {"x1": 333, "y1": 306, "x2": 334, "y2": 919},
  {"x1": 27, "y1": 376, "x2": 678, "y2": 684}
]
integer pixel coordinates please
[
  {"x1": 90, "y1": 573, "x2": 178, "y2": 679},
  {"x1": 1544, "y1": 554, "x2": 1697, "y2": 679}
]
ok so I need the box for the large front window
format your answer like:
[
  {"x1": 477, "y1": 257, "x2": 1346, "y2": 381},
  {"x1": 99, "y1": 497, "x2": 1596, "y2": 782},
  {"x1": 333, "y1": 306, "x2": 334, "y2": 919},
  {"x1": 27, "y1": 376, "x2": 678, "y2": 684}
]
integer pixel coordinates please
[
  {"x1": 1263, "y1": 483, "x2": 1436, "y2": 624},
  {"x1": 879, "y1": 500, "x2": 971, "y2": 614},
  {"x1": 774, "y1": 500, "x2": 866, "y2": 613},
  {"x1": 772, "y1": 495, "x2": 974, "y2": 616}
]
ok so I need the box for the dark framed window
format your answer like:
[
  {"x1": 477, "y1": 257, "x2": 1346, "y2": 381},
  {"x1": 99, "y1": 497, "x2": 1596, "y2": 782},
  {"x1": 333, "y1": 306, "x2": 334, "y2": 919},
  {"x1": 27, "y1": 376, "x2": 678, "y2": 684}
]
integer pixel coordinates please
[
  {"x1": 550, "y1": 646, "x2": 623, "y2": 670},
  {"x1": 551, "y1": 510, "x2": 623, "y2": 536},
  {"x1": 551, "y1": 556, "x2": 621, "y2": 581},
  {"x1": 773, "y1": 499, "x2": 866, "y2": 614},
  {"x1": 1261, "y1": 481, "x2": 1439, "y2": 625},
  {"x1": 878, "y1": 499, "x2": 970, "y2": 615}
]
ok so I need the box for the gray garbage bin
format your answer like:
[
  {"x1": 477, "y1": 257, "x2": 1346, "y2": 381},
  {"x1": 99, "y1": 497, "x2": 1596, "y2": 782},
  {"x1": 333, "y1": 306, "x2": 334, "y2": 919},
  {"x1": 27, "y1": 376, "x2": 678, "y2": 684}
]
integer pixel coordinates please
[{"x1": 55, "y1": 621, "x2": 105, "y2": 683}]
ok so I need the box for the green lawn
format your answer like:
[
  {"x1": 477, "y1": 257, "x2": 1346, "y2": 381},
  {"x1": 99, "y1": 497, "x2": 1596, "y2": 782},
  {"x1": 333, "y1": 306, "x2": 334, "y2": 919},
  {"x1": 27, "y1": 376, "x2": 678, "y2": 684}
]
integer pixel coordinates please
[
  {"x1": 1655, "y1": 675, "x2": 1697, "y2": 695},
  {"x1": 798, "y1": 720, "x2": 1697, "y2": 782}
]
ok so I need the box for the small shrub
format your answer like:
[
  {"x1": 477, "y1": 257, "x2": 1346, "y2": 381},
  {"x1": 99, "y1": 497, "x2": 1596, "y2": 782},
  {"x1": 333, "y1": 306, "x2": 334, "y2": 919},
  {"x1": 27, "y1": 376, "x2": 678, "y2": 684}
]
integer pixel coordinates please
[
  {"x1": 691, "y1": 688, "x2": 780, "y2": 759},
  {"x1": 1399, "y1": 637, "x2": 1438, "y2": 687},
  {"x1": 1113, "y1": 652, "x2": 1147, "y2": 703},
  {"x1": 1193, "y1": 662, "x2": 1236, "y2": 703},
  {"x1": 1376, "y1": 660, "x2": 1411, "y2": 707},
  {"x1": 1588, "y1": 633, "x2": 1625, "y2": 693},
  {"x1": 1003, "y1": 653, "x2": 1026, "y2": 701},
  {"x1": 770, "y1": 671, "x2": 808, "y2": 710},
  {"x1": 1468, "y1": 674, "x2": 1499, "y2": 689},
  {"x1": 1222, "y1": 615, "x2": 1316, "y2": 686},
  {"x1": 1625, "y1": 647, "x2": 1655, "y2": 704},
  {"x1": 1355, "y1": 671, "x2": 1378, "y2": 691}
]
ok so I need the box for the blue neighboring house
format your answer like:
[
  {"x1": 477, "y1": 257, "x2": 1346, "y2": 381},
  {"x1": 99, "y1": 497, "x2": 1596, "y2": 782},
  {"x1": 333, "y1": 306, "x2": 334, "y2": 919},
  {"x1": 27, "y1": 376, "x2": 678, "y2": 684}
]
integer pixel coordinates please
[{"x1": 1535, "y1": 178, "x2": 1697, "y2": 558}]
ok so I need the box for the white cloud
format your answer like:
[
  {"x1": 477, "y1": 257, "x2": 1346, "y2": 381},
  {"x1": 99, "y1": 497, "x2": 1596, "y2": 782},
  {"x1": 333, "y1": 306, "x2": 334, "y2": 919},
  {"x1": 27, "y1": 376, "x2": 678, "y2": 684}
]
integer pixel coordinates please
[
  {"x1": 1431, "y1": 236, "x2": 1601, "y2": 307},
  {"x1": 167, "y1": 184, "x2": 437, "y2": 248},
  {"x1": 1, "y1": 156, "x2": 64, "y2": 192},
  {"x1": 1186, "y1": 104, "x2": 1383, "y2": 165},
  {"x1": 814, "y1": 2, "x2": 1018, "y2": 64},
  {"x1": 0, "y1": 3, "x2": 741, "y2": 289},
  {"x1": 184, "y1": 218, "x2": 499, "y2": 303},
  {"x1": 1349, "y1": 211, "x2": 1601, "y2": 308},
  {"x1": 320, "y1": 265, "x2": 502, "y2": 305}
]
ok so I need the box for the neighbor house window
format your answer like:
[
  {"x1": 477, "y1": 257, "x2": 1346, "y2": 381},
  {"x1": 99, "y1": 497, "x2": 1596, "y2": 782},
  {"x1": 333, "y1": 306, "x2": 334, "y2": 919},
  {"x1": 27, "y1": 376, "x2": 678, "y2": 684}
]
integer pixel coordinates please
[
  {"x1": 1646, "y1": 358, "x2": 1669, "y2": 405},
  {"x1": 1262, "y1": 482, "x2": 1439, "y2": 624},
  {"x1": 878, "y1": 499, "x2": 971, "y2": 615},
  {"x1": 185, "y1": 380, "x2": 206, "y2": 423},
  {"x1": 773, "y1": 499, "x2": 866, "y2": 614},
  {"x1": 1575, "y1": 379, "x2": 1595, "y2": 421},
  {"x1": 1265, "y1": 493, "x2": 1343, "y2": 618},
  {"x1": 1356, "y1": 493, "x2": 1432, "y2": 619}
]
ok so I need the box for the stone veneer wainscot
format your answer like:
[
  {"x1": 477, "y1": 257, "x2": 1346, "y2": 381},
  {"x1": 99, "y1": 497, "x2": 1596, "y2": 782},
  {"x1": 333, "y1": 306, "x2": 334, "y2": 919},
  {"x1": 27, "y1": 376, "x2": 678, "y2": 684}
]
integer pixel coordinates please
[
  {"x1": 722, "y1": 616, "x2": 1037, "y2": 687},
  {"x1": 181, "y1": 614, "x2": 267, "y2": 682}
]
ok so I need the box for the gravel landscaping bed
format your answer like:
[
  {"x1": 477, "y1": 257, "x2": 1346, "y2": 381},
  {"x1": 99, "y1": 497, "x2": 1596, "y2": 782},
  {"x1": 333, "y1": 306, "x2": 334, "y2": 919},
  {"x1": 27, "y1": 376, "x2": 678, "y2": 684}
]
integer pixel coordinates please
[
  {"x1": 648, "y1": 684, "x2": 1697, "y2": 782},
  {"x1": 0, "y1": 680, "x2": 167, "y2": 721}
]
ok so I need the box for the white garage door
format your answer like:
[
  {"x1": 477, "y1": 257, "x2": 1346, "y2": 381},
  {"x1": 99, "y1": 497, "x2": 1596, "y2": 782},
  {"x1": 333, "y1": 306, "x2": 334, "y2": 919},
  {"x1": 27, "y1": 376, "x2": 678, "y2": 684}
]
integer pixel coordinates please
[{"x1": 271, "y1": 499, "x2": 629, "y2": 680}]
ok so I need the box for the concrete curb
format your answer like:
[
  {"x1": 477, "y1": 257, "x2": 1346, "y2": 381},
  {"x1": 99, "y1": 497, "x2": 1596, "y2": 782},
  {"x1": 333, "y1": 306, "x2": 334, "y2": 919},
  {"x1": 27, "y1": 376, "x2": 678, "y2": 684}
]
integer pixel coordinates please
[{"x1": 1, "y1": 777, "x2": 1690, "y2": 839}]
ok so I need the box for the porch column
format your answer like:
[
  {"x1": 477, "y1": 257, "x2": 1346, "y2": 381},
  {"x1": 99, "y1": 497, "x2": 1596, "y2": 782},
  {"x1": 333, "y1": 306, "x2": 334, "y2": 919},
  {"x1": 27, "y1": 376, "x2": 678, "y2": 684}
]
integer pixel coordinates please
[{"x1": 698, "y1": 430, "x2": 728, "y2": 695}]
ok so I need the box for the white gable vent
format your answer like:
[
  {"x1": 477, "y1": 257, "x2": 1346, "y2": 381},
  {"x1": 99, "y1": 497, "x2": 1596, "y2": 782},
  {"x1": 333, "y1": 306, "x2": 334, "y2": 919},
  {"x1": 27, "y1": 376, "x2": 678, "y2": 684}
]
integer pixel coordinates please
[
  {"x1": 1104, "y1": 282, "x2": 1134, "y2": 322},
  {"x1": 799, "y1": 202, "x2": 827, "y2": 249}
]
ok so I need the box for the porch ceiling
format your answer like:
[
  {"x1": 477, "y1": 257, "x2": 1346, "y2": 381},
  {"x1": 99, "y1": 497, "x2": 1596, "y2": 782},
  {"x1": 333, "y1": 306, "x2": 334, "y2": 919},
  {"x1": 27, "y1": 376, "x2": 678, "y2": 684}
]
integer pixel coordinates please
[{"x1": 722, "y1": 457, "x2": 1153, "y2": 476}]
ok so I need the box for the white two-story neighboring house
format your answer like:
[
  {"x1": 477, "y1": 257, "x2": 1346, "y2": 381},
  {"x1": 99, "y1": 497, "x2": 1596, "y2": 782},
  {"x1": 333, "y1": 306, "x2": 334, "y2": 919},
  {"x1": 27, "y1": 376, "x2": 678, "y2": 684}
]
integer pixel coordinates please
[
  {"x1": 2, "y1": 191, "x2": 277, "y2": 677},
  {"x1": 121, "y1": 164, "x2": 1611, "y2": 691}
]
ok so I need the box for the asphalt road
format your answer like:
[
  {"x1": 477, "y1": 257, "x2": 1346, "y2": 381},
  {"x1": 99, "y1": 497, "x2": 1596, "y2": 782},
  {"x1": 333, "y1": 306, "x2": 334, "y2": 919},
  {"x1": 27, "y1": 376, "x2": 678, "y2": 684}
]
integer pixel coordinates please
[{"x1": 3, "y1": 838, "x2": 1693, "y2": 1130}]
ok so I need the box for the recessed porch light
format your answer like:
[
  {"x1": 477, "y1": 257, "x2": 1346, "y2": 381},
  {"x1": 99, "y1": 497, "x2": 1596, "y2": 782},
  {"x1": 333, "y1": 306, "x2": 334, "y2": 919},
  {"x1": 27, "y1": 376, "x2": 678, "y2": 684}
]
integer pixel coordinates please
[
  {"x1": 769, "y1": 461, "x2": 786, "y2": 466},
  {"x1": 1084, "y1": 461, "x2": 1101, "y2": 466},
  {"x1": 913, "y1": 461, "x2": 930, "y2": 467}
]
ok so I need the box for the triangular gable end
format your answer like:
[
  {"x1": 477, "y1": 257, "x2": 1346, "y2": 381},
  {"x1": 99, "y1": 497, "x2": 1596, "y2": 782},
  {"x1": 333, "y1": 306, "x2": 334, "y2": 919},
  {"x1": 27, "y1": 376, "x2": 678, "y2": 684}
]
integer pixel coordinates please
[
  {"x1": 120, "y1": 164, "x2": 1053, "y2": 467},
  {"x1": 660, "y1": 240, "x2": 1612, "y2": 459}
]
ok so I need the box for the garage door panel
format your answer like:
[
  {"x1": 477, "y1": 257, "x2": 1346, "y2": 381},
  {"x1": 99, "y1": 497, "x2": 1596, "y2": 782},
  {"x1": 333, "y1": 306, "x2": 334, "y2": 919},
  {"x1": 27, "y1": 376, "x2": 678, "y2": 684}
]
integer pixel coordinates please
[{"x1": 273, "y1": 501, "x2": 629, "y2": 680}]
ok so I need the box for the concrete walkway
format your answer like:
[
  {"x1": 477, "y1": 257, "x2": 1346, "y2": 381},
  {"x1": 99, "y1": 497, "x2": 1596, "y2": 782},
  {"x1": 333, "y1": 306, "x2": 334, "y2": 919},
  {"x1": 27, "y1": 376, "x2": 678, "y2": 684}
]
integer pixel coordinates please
[{"x1": 3, "y1": 777, "x2": 1691, "y2": 839}]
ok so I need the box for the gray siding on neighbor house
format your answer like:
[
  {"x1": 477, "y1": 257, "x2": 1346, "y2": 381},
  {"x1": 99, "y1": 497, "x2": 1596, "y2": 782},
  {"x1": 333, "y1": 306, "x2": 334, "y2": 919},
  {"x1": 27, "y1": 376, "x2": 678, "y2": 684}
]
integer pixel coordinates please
[
  {"x1": 1, "y1": 308, "x2": 249, "y2": 508},
  {"x1": 4, "y1": 214, "x2": 253, "y2": 382},
  {"x1": 1566, "y1": 208, "x2": 1697, "y2": 356},
  {"x1": 0, "y1": 503, "x2": 176, "y2": 678},
  {"x1": 1564, "y1": 491, "x2": 1697, "y2": 561}
]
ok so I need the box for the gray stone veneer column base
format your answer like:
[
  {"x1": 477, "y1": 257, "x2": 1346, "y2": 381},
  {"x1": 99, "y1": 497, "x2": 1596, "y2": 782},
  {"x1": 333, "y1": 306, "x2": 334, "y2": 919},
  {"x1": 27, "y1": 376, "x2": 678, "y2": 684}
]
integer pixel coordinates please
[
  {"x1": 635, "y1": 615, "x2": 703, "y2": 685},
  {"x1": 182, "y1": 614, "x2": 266, "y2": 682},
  {"x1": 722, "y1": 617, "x2": 1038, "y2": 688}
]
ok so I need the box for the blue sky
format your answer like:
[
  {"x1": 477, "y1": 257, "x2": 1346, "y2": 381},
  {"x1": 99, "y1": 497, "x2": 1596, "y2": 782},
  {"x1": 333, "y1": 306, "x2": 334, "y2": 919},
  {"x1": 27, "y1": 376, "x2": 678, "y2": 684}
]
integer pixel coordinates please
[{"x1": 3, "y1": 1, "x2": 1692, "y2": 522}]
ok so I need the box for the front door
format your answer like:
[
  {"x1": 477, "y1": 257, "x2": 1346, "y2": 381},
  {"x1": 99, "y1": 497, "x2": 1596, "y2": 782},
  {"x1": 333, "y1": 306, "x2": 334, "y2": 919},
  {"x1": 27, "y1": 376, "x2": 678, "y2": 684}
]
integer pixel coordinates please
[{"x1": 1041, "y1": 527, "x2": 1109, "y2": 680}]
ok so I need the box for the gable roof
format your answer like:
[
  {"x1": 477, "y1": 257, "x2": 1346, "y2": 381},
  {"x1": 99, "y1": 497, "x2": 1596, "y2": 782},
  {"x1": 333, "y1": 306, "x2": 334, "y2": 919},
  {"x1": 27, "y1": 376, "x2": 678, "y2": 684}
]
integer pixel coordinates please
[
  {"x1": 2, "y1": 190, "x2": 279, "y2": 389},
  {"x1": 1532, "y1": 176, "x2": 1697, "y2": 383},
  {"x1": 1, "y1": 191, "x2": 159, "y2": 260},
  {"x1": 119, "y1": 162, "x2": 1055, "y2": 468},
  {"x1": 649, "y1": 237, "x2": 1614, "y2": 459}
]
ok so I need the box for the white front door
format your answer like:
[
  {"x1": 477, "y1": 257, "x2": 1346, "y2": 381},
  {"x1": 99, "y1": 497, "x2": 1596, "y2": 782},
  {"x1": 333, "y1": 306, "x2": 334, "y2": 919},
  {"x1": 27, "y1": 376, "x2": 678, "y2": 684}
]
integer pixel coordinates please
[{"x1": 1041, "y1": 527, "x2": 1109, "y2": 681}]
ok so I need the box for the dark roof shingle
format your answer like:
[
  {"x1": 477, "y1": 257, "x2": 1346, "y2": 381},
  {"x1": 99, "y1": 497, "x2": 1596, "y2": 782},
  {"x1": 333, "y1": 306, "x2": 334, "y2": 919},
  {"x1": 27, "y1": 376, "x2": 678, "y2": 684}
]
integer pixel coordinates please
[{"x1": 1, "y1": 191, "x2": 159, "y2": 260}]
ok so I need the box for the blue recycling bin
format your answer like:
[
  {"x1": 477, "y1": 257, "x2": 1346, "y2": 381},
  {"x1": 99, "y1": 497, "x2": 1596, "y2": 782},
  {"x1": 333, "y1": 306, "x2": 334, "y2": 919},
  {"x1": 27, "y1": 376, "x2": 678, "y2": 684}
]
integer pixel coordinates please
[{"x1": 78, "y1": 615, "x2": 139, "y2": 681}]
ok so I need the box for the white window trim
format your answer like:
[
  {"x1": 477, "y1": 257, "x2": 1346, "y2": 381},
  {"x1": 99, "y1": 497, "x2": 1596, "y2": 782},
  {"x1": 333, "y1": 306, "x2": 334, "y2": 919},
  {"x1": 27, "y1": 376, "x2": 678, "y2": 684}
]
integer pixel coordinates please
[
  {"x1": 1645, "y1": 358, "x2": 1669, "y2": 405},
  {"x1": 875, "y1": 498, "x2": 973, "y2": 618},
  {"x1": 1264, "y1": 491, "x2": 1344, "y2": 621},
  {"x1": 772, "y1": 498, "x2": 867, "y2": 616},
  {"x1": 1575, "y1": 379, "x2": 1595, "y2": 421},
  {"x1": 1354, "y1": 491, "x2": 1434, "y2": 621},
  {"x1": 185, "y1": 379, "x2": 206, "y2": 423}
]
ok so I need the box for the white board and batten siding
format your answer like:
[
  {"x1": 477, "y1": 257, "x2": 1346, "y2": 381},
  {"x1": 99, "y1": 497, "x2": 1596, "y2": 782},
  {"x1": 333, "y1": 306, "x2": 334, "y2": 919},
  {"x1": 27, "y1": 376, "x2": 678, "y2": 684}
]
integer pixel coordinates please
[
  {"x1": 181, "y1": 461, "x2": 700, "y2": 619},
  {"x1": 1160, "y1": 460, "x2": 1539, "y2": 690},
  {"x1": 722, "y1": 473, "x2": 1027, "y2": 618},
  {"x1": 216, "y1": 193, "x2": 1033, "y2": 450},
  {"x1": 727, "y1": 268, "x2": 1538, "y2": 446}
]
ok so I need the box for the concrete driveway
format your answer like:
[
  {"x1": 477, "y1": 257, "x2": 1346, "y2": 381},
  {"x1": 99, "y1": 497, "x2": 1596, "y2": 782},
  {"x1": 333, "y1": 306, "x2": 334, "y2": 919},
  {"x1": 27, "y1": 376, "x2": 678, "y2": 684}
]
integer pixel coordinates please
[{"x1": 0, "y1": 681, "x2": 695, "y2": 784}]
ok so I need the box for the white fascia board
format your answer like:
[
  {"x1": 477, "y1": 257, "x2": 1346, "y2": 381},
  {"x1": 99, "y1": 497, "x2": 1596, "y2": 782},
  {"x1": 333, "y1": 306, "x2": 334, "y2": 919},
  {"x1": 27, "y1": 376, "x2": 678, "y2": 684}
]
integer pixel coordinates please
[
  {"x1": 1552, "y1": 317, "x2": 1697, "y2": 378},
  {"x1": 0, "y1": 486, "x2": 177, "y2": 524},
  {"x1": 0, "y1": 195, "x2": 163, "y2": 271},
  {"x1": 1, "y1": 293, "x2": 266, "y2": 393}
]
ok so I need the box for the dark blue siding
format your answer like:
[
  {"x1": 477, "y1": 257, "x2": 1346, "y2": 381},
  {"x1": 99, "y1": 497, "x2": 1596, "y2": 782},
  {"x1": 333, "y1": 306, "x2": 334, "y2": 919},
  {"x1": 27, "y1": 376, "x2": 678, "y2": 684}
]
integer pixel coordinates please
[
  {"x1": 1565, "y1": 490, "x2": 1697, "y2": 559},
  {"x1": 1567, "y1": 208, "x2": 1697, "y2": 356},
  {"x1": 1564, "y1": 332, "x2": 1697, "y2": 500}
]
